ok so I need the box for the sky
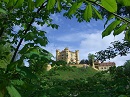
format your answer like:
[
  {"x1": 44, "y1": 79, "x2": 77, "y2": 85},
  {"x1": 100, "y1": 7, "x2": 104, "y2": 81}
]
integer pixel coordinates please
[{"x1": 33, "y1": 13, "x2": 130, "y2": 66}]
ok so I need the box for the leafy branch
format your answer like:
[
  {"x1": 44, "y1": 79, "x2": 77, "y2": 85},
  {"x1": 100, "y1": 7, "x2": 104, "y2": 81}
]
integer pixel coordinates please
[
  {"x1": 10, "y1": 2, "x2": 47, "y2": 63},
  {"x1": 96, "y1": 40, "x2": 130, "y2": 62},
  {"x1": 86, "y1": 0, "x2": 130, "y2": 24}
]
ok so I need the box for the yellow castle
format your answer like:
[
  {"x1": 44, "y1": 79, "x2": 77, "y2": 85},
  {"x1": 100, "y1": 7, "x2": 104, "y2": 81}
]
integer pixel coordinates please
[{"x1": 56, "y1": 48, "x2": 79, "y2": 64}]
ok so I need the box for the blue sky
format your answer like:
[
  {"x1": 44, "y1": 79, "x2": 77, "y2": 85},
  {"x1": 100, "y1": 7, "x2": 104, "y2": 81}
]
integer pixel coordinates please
[{"x1": 32, "y1": 13, "x2": 130, "y2": 66}]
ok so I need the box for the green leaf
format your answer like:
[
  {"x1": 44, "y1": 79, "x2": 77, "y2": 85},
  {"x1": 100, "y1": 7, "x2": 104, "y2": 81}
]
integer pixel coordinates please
[
  {"x1": 104, "y1": 14, "x2": 115, "y2": 28},
  {"x1": 19, "y1": 43, "x2": 34, "y2": 54},
  {"x1": 57, "y1": 0, "x2": 62, "y2": 11},
  {"x1": 19, "y1": 66, "x2": 37, "y2": 79},
  {"x1": 63, "y1": 0, "x2": 67, "y2": 3},
  {"x1": 92, "y1": 6, "x2": 102, "y2": 20},
  {"x1": 113, "y1": 24, "x2": 127, "y2": 36},
  {"x1": 0, "y1": 8, "x2": 7, "y2": 14},
  {"x1": 67, "y1": 0, "x2": 72, "y2": 3},
  {"x1": 7, "y1": 0, "x2": 17, "y2": 7},
  {"x1": 35, "y1": 0, "x2": 44, "y2": 7},
  {"x1": 35, "y1": 37, "x2": 48, "y2": 46},
  {"x1": 125, "y1": 29, "x2": 130, "y2": 41},
  {"x1": 117, "y1": 0, "x2": 130, "y2": 6},
  {"x1": 28, "y1": 0, "x2": 34, "y2": 11},
  {"x1": 84, "y1": 4, "x2": 92, "y2": 22},
  {"x1": 6, "y1": 85, "x2": 21, "y2": 97},
  {"x1": 0, "y1": 92, "x2": 3, "y2": 97},
  {"x1": 24, "y1": 32, "x2": 35, "y2": 41},
  {"x1": 7, "y1": 63, "x2": 16, "y2": 71},
  {"x1": 47, "y1": 0, "x2": 56, "y2": 10},
  {"x1": 19, "y1": 44, "x2": 28, "y2": 54},
  {"x1": 3, "y1": 0, "x2": 9, "y2": 3},
  {"x1": 101, "y1": 0, "x2": 117, "y2": 12},
  {"x1": 68, "y1": 2, "x2": 82, "y2": 15},
  {"x1": 118, "y1": 95, "x2": 127, "y2": 97},
  {"x1": 14, "y1": 0, "x2": 24, "y2": 8},
  {"x1": 38, "y1": 31, "x2": 46, "y2": 36},
  {"x1": 102, "y1": 20, "x2": 121, "y2": 37},
  {"x1": 11, "y1": 80, "x2": 24, "y2": 86}
]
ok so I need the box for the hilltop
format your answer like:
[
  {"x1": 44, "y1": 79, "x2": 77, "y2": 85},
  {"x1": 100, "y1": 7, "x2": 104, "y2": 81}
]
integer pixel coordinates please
[{"x1": 45, "y1": 66, "x2": 98, "y2": 80}]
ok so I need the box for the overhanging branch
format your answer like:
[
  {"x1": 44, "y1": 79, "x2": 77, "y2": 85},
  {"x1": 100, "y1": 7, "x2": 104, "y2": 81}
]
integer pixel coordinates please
[{"x1": 10, "y1": 3, "x2": 46, "y2": 63}]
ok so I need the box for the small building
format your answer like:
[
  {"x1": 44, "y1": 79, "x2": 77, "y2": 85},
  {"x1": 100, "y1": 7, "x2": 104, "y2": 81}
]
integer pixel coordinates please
[
  {"x1": 56, "y1": 48, "x2": 79, "y2": 64},
  {"x1": 95, "y1": 61, "x2": 116, "y2": 71}
]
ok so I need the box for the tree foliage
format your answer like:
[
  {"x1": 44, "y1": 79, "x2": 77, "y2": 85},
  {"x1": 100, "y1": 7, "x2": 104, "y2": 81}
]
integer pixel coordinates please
[
  {"x1": 79, "y1": 59, "x2": 88, "y2": 64},
  {"x1": 0, "y1": 43, "x2": 12, "y2": 68},
  {"x1": 88, "y1": 53, "x2": 95, "y2": 66},
  {"x1": 0, "y1": 0, "x2": 130, "y2": 96},
  {"x1": 43, "y1": 64, "x2": 130, "y2": 97},
  {"x1": 96, "y1": 40, "x2": 130, "y2": 62}
]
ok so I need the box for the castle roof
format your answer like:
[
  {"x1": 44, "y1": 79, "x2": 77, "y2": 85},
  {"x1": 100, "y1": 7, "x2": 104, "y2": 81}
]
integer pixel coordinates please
[{"x1": 99, "y1": 62, "x2": 115, "y2": 66}]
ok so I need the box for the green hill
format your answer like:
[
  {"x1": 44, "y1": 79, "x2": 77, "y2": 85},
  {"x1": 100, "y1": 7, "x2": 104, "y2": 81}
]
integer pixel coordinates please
[{"x1": 46, "y1": 66, "x2": 98, "y2": 80}]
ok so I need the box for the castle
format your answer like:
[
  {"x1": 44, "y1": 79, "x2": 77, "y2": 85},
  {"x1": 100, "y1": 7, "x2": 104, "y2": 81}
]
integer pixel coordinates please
[
  {"x1": 56, "y1": 47, "x2": 79, "y2": 64},
  {"x1": 56, "y1": 48, "x2": 116, "y2": 71},
  {"x1": 94, "y1": 61, "x2": 116, "y2": 71}
]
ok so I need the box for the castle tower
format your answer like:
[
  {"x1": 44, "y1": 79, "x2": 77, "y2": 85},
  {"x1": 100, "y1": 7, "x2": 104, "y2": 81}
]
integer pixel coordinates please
[
  {"x1": 75, "y1": 50, "x2": 79, "y2": 64},
  {"x1": 56, "y1": 49, "x2": 60, "y2": 61},
  {"x1": 92, "y1": 60, "x2": 95, "y2": 68},
  {"x1": 64, "y1": 47, "x2": 69, "y2": 63},
  {"x1": 56, "y1": 48, "x2": 79, "y2": 64}
]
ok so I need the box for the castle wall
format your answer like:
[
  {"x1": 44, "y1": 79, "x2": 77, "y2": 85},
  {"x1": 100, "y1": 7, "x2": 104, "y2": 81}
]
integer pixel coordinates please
[{"x1": 56, "y1": 48, "x2": 79, "y2": 64}]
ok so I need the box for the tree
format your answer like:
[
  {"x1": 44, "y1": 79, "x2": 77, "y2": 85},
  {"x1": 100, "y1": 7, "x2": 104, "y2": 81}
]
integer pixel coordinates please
[
  {"x1": 88, "y1": 53, "x2": 95, "y2": 67},
  {"x1": 124, "y1": 60, "x2": 130, "y2": 78},
  {"x1": 0, "y1": 43, "x2": 12, "y2": 68},
  {"x1": 79, "y1": 59, "x2": 89, "y2": 64},
  {"x1": 0, "y1": 0, "x2": 130, "y2": 97},
  {"x1": 95, "y1": 40, "x2": 130, "y2": 62}
]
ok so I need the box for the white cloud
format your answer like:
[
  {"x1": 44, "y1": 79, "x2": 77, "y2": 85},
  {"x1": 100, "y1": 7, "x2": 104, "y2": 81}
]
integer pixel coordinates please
[
  {"x1": 50, "y1": 14, "x2": 63, "y2": 23},
  {"x1": 78, "y1": 31, "x2": 127, "y2": 66},
  {"x1": 46, "y1": 29, "x2": 129, "y2": 66},
  {"x1": 110, "y1": 55, "x2": 130, "y2": 66},
  {"x1": 80, "y1": 31, "x2": 117, "y2": 51},
  {"x1": 57, "y1": 32, "x2": 84, "y2": 42},
  {"x1": 56, "y1": 29, "x2": 102, "y2": 42}
]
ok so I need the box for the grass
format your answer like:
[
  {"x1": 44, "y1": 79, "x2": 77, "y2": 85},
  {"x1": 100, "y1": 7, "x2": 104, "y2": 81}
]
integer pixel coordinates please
[{"x1": 46, "y1": 66, "x2": 98, "y2": 80}]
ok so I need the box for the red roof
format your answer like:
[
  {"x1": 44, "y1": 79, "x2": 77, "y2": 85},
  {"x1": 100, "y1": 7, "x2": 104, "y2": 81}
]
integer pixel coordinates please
[{"x1": 99, "y1": 62, "x2": 115, "y2": 66}]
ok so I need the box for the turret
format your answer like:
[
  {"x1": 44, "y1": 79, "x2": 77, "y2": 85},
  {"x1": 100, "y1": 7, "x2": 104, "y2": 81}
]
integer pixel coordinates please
[
  {"x1": 56, "y1": 49, "x2": 60, "y2": 61},
  {"x1": 75, "y1": 50, "x2": 79, "y2": 64}
]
